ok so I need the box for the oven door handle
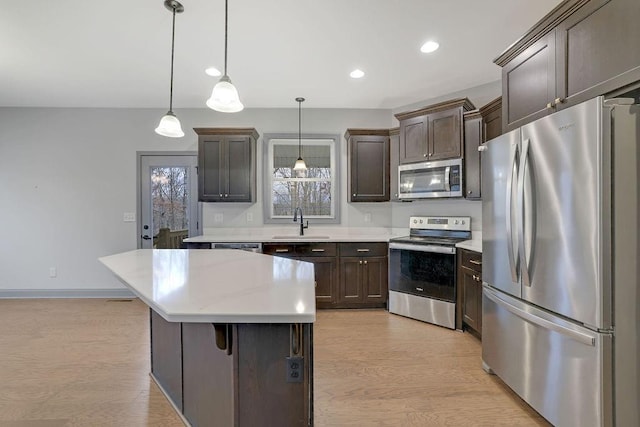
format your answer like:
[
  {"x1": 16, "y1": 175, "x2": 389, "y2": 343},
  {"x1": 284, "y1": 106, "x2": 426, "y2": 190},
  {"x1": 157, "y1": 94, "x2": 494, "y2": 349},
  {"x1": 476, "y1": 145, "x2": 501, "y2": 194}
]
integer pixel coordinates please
[
  {"x1": 389, "y1": 242, "x2": 455, "y2": 254},
  {"x1": 444, "y1": 166, "x2": 451, "y2": 192}
]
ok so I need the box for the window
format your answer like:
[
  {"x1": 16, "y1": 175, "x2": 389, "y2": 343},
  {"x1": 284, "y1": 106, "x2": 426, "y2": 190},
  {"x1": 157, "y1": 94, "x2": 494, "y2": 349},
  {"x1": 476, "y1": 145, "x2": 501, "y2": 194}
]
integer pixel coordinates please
[{"x1": 263, "y1": 134, "x2": 340, "y2": 224}]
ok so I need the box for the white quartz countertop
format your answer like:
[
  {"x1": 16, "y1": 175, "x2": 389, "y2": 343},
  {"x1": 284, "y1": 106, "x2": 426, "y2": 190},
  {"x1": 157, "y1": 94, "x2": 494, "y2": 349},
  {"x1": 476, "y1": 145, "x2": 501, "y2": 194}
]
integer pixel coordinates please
[
  {"x1": 184, "y1": 227, "x2": 405, "y2": 244},
  {"x1": 456, "y1": 239, "x2": 482, "y2": 253},
  {"x1": 99, "y1": 249, "x2": 316, "y2": 324}
]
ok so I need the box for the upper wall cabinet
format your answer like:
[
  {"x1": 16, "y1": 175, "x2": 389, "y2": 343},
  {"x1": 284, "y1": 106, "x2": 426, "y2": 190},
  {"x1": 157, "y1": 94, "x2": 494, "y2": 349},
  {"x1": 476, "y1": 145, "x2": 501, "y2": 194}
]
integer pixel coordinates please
[
  {"x1": 463, "y1": 97, "x2": 503, "y2": 201},
  {"x1": 496, "y1": 0, "x2": 640, "y2": 131},
  {"x1": 194, "y1": 128, "x2": 259, "y2": 203},
  {"x1": 395, "y1": 98, "x2": 476, "y2": 165},
  {"x1": 345, "y1": 129, "x2": 390, "y2": 202}
]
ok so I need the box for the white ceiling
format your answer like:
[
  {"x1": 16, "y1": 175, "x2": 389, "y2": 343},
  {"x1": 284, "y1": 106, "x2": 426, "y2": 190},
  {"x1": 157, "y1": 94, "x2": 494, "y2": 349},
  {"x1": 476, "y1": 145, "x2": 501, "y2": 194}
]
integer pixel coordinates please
[{"x1": 0, "y1": 0, "x2": 562, "y2": 109}]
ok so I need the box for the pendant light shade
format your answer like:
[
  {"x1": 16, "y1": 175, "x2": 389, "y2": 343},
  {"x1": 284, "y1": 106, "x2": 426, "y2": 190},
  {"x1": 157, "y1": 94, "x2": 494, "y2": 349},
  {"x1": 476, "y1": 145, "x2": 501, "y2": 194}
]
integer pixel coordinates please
[
  {"x1": 155, "y1": 111, "x2": 184, "y2": 138},
  {"x1": 293, "y1": 97, "x2": 307, "y2": 177},
  {"x1": 207, "y1": 0, "x2": 244, "y2": 113},
  {"x1": 206, "y1": 75, "x2": 244, "y2": 112},
  {"x1": 155, "y1": 0, "x2": 185, "y2": 138}
]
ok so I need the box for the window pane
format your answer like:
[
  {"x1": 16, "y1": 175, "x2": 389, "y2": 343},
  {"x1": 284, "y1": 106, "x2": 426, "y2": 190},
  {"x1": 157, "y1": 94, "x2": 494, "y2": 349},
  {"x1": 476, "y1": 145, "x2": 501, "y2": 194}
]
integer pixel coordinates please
[
  {"x1": 272, "y1": 181, "x2": 332, "y2": 216},
  {"x1": 151, "y1": 167, "x2": 189, "y2": 235}
]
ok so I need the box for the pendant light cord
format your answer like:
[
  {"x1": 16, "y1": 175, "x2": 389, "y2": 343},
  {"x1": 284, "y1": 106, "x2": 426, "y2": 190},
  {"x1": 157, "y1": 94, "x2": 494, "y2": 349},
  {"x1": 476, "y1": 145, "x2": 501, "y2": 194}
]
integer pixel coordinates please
[
  {"x1": 169, "y1": 6, "x2": 176, "y2": 111},
  {"x1": 224, "y1": 0, "x2": 228, "y2": 76},
  {"x1": 298, "y1": 100, "x2": 302, "y2": 158}
]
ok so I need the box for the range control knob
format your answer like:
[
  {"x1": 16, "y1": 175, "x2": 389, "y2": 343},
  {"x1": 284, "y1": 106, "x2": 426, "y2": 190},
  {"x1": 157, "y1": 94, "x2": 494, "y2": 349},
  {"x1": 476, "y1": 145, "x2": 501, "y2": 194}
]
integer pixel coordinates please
[
  {"x1": 413, "y1": 219, "x2": 418, "y2": 224},
  {"x1": 454, "y1": 220, "x2": 459, "y2": 225},
  {"x1": 461, "y1": 220, "x2": 465, "y2": 225},
  {"x1": 419, "y1": 219, "x2": 423, "y2": 224}
]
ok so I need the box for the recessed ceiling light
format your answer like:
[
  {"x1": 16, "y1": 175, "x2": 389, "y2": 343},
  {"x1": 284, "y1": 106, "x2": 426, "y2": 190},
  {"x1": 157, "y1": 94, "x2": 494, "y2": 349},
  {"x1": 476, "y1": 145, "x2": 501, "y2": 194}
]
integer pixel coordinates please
[
  {"x1": 350, "y1": 69, "x2": 365, "y2": 79},
  {"x1": 205, "y1": 67, "x2": 221, "y2": 77},
  {"x1": 420, "y1": 41, "x2": 440, "y2": 53}
]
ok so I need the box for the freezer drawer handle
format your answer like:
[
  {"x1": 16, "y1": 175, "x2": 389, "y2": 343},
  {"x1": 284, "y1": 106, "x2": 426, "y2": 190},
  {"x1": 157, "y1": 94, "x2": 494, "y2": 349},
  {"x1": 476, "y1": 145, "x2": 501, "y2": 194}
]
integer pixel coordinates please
[{"x1": 484, "y1": 288, "x2": 596, "y2": 347}]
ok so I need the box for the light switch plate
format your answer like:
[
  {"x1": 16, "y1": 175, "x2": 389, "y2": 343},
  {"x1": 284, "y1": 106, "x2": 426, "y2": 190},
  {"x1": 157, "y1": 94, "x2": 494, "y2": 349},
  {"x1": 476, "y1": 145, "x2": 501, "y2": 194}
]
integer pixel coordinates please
[
  {"x1": 123, "y1": 212, "x2": 136, "y2": 222},
  {"x1": 214, "y1": 213, "x2": 224, "y2": 223}
]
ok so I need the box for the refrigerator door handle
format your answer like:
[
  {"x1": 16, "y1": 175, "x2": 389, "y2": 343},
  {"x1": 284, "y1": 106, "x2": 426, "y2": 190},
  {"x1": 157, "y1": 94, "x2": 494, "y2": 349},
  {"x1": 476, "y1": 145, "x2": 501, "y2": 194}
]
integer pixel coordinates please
[
  {"x1": 517, "y1": 138, "x2": 532, "y2": 288},
  {"x1": 484, "y1": 287, "x2": 596, "y2": 347},
  {"x1": 506, "y1": 142, "x2": 519, "y2": 282}
]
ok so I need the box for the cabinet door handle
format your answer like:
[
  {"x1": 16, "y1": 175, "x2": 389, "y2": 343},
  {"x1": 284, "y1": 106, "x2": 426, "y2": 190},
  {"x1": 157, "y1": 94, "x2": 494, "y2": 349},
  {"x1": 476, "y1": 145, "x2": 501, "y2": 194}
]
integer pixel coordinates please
[
  {"x1": 353, "y1": 193, "x2": 356, "y2": 197},
  {"x1": 359, "y1": 260, "x2": 363, "y2": 265},
  {"x1": 546, "y1": 102, "x2": 554, "y2": 109},
  {"x1": 311, "y1": 249, "x2": 325, "y2": 252},
  {"x1": 275, "y1": 249, "x2": 290, "y2": 253},
  {"x1": 554, "y1": 97, "x2": 564, "y2": 105},
  {"x1": 356, "y1": 248, "x2": 370, "y2": 253},
  {"x1": 224, "y1": 194, "x2": 228, "y2": 197},
  {"x1": 467, "y1": 190, "x2": 473, "y2": 195},
  {"x1": 219, "y1": 193, "x2": 223, "y2": 197},
  {"x1": 364, "y1": 260, "x2": 368, "y2": 265},
  {"x1": 469, "y1": 259, "x2": 482, "y2": 266},
  {"x1": 423, "y1": 153, "x2": 428, "y2": 157}
]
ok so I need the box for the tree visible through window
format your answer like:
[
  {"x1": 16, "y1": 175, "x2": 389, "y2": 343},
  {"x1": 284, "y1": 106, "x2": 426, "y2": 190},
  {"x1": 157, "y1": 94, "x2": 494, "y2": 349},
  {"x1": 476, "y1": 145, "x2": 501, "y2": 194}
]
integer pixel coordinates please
[
  {"x1": 267, "y1": 138, "x2": 337, "y2": 220},
  {"x1": 151, "y1": 167, "x2": 189, "y2": 235}
]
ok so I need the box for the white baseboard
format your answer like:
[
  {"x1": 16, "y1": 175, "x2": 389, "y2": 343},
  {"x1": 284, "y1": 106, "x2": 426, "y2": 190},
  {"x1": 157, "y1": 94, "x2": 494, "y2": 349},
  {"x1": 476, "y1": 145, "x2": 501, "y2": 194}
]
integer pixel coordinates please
[{"x1": 0, "y1": 288, "x2": 137, "y2": 299}]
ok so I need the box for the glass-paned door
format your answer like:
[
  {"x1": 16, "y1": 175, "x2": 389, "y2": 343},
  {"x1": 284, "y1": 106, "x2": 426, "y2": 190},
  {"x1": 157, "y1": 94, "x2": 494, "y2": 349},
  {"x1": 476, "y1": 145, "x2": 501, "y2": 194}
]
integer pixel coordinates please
[{"x1": 139, "y1": 153, "x2": 199, "y2": 249}]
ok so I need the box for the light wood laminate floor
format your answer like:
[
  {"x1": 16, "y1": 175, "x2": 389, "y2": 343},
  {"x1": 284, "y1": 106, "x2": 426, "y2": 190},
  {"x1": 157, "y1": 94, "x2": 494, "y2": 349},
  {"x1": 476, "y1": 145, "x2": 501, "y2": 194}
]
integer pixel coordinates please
[{"x1": 0, "y1": 299, "x2": 549, "y2": 426}]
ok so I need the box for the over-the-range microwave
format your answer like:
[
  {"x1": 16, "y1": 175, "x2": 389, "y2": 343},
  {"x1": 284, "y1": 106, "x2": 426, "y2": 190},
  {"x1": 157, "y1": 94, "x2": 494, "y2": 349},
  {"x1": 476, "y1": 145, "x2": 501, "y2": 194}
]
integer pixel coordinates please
[{"x1": 398, "y1": 158, "x2": 462, "y2": 199}]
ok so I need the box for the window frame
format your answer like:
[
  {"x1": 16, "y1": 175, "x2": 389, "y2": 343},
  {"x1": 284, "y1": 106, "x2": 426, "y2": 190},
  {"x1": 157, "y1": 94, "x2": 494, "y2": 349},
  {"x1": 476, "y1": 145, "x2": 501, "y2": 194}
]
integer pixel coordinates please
[{"x1": 262, "y1": 133, "x2": 341, "y2": 225}]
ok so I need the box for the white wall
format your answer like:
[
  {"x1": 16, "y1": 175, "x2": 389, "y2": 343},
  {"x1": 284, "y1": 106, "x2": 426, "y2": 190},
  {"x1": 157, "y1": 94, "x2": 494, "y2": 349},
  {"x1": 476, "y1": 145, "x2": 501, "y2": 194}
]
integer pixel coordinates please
[
  {"x1": 0, "y1": 106, "x2": 391, "y2": 293},
  {"x1": 0, "y1": 80, "x2": 498, "y2": 294}
]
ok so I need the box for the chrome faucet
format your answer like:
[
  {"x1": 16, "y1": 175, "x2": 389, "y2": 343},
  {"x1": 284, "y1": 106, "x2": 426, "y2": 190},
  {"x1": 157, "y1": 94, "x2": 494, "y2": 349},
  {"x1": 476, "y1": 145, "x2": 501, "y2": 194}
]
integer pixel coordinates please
[{"x1": 293, "y1": 207, "x2": 309, "y2": 236}]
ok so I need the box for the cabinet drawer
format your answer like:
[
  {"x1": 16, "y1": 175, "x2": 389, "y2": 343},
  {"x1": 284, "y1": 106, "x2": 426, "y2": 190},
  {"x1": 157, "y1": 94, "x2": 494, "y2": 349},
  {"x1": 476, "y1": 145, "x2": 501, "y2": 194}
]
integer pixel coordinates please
[
  {"x1": 339, "y1": 242, "x2": 388, "y2": 257},
  {"x1": 262, "y1": 244, "x2": 296, "y2": 256},
  {"x1": 460, "y1": 249, "x2": 482, "y2": 272},
  {"x1": 295, "y1": 243, "x2": 337, "y2": 256}
]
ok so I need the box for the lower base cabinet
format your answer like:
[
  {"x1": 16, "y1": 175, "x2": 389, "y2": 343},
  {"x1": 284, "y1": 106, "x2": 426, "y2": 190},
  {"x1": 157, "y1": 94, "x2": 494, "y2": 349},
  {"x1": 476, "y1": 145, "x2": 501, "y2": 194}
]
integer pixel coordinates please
[
  {"x1": 457, "y1": 248, "x2": 483, "y2": 337},
  {"x1": 263, "y1": 241, "x2": 388, "y2": 309},
  {"x1": 151, "y1": 310, "x2": 313, "y2": 427}
]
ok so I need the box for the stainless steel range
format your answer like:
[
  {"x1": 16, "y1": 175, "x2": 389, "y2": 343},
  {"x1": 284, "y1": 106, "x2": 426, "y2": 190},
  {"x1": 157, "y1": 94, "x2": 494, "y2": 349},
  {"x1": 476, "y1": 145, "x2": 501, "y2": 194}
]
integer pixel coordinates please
[{"x1": 388, "y1": 216, "x2": 471, "y2": 329}]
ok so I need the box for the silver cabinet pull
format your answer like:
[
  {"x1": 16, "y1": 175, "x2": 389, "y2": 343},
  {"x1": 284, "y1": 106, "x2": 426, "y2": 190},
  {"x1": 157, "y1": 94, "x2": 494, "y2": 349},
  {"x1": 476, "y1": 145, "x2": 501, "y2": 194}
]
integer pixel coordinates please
[
  {"x1": 311, "y1": 249, "x2": 325, "y2": 252},
  {"x1": 275, "y1": 249, "x2": 289, "y2": 253},
  {"x1": 554, "y1": 97, "x2": 564, "y2": 105},
  {"x1": 359, "y1": 260, "x2": 363, "y2": 265},
  {"x1": 364, "y1": 260, "x2": 368, "y2": 265},
  {"x1": 469, "y1": 259, "x2": 482, "y2": 265},
  {"x1": 546, "y1": 102, "x2": 554, "y2": 109},
  {"x1": 356, "y1": 248, "x2": 370, "y2": 252}
]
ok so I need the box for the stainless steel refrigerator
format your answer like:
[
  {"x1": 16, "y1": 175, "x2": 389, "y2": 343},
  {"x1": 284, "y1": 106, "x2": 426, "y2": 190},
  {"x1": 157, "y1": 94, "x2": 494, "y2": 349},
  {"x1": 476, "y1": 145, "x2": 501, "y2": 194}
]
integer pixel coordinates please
[{"x1": 482, "y1": 96, "x2": 639, "y2": 427}]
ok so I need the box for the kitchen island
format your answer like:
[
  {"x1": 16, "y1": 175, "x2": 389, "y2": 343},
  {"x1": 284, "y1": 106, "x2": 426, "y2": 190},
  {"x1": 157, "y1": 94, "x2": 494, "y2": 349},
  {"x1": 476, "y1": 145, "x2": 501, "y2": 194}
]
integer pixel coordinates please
[{"x1": 99, "y1": 249, "x2": 315, "y2": 427}]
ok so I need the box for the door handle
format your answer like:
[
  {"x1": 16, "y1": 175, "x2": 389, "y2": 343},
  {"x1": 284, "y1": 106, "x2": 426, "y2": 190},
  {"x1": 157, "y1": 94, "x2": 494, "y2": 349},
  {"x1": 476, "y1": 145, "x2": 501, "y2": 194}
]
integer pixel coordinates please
[
  {"x1": 517, "y1": 138, "x2": 532, "y2": 288},
  {"x1": 141, "y1": 235, "x2": 151, "y2": 240},
  {"x1": 506, "y1": 141, "x2": 519, "y2": 283}
]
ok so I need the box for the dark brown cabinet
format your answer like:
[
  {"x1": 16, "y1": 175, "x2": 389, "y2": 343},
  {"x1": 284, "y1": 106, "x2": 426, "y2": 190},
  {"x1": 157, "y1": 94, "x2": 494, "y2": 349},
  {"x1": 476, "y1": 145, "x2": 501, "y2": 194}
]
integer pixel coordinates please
[
  {"x1": 463, "y1": 97, "x2": 502, "y2": 201},
  {"x1": 497, "y1": 0, "x2": 640, "y2": 131},
  {"x1": 389, "y1": 127, "x2": 400, "y2": 201},
  {"x1": 395, "y1": 98, "x2": 475, "y2": 165},
  {"x1": 262, "y1": 242, "x2": 338, "y2": 309},
  {"x1": 457, "y1": 248, "x2": 483, "y2": 337},
  {"x1": 345, "y1": 129, "x2": 390, "y2": 202},
  {"x1": 337, "y1": 243, "x2": 388, "y2": 308},
  {"x1": 194, "y1": 128, "x2": 258, "y2": 202}
]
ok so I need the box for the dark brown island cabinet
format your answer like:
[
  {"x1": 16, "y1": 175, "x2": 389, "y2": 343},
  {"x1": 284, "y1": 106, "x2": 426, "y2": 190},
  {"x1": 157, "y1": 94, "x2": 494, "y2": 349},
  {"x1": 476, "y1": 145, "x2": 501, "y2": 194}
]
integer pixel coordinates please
[
  {"x1": 151, "y1": 311, "x2": 313, "y2": 427},
  {"x1": 263, "y1": 242, "x2": 339, "y2": 309},
  {"x1": 395, "y1": 98, "x2": 476, "y2": 164},
  {"x1": 463, "y1": 97, "x2": 502, "y2": 200},
  {"x1": 345, "y1": 129, "x2": 390, "y2": 202},
  {"x1": 264, "y1": 241, "x2": 388, "y2": 309},
  {"x1": 497, "y1": 0, "x2": 640, "y2": 131},
  {"x1": 194, "y1": 127, "x2": 259, "y2": 202},
  {"x1": 456, "y1": 248, "x2": 483, "y2": 337}
]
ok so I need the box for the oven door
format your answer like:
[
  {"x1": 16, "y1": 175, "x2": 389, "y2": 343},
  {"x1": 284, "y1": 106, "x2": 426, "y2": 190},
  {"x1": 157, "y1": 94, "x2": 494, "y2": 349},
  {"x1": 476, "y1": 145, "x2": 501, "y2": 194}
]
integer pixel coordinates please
[{"x1": 388, "y1": 243, "x2": 457, "y2": 302}]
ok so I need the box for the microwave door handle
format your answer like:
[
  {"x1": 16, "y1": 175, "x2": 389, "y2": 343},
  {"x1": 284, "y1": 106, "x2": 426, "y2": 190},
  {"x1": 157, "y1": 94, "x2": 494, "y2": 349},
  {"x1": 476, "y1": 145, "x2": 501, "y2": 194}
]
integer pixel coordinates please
[{"x1": 444, "y1": 166, "x2": 451, "y2": 191}]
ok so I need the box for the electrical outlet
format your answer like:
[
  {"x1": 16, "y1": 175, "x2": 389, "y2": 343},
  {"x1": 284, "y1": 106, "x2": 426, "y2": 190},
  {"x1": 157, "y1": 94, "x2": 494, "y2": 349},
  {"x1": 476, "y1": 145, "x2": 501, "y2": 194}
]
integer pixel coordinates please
[
  {"x1": 214, "y1": 213, "x2": 223, "y2": 223},
  {"x1": 364, "y1": 213, "x2": 372, "y2": 223},
  {"x1": 123, "y1": 212, "x2": 136, "y2": 222},
  {"x1": 246, "y1": 212, "x2": 253, "y2": 222},
  {"x1": 49, "y1": 267, "x2": 57, "y2": 278},
  {"x1": 285, "y1": 356, "x2": 304, "y2": 383}
]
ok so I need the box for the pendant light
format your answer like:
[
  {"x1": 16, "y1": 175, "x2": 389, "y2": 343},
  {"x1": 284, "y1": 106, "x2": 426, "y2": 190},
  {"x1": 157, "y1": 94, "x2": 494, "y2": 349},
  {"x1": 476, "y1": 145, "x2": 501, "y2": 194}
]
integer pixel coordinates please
[
  {"x1": 155, "y1": 0, "x2": 185, "y2": 138},
  {"x1": 206, "y1": 0, "x2": 244, "y2": 112},
  {"x1": 293, "y1": 97, "x2": 307, "y2": 177}
]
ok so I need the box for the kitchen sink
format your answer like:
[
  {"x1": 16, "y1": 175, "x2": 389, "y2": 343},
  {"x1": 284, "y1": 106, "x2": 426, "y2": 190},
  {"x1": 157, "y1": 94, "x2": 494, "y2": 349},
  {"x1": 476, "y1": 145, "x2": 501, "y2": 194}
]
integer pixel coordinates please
[{"x1": 271, "y1": 235, "x2": 331, "y2": 240}]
